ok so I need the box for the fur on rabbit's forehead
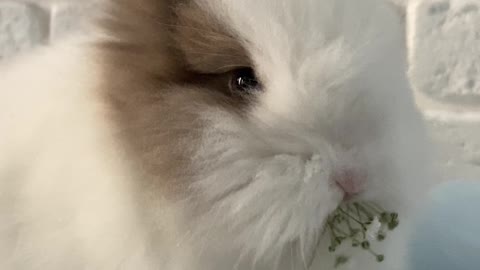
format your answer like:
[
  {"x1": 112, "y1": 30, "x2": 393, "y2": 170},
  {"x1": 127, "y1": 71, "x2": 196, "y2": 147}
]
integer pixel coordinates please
[
  {"x1": 190, "y1": 0, "x2": 405, "y2": 123},
  {"x1": 103, "y1": 0, "x2": 404, "y2": 94},
  {"x1": 196, "y1": 0, "x2": 403, "y2": 71},
  {"x1": 195, "y1": 0, "x2": 404, "y2": 113}
]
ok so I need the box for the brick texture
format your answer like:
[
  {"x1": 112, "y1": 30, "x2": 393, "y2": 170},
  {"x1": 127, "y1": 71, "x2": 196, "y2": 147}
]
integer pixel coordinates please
[
  {"x1": 0, "y1": 0, "x2": 97, "y2": 60},
  {"x1": 0, "y1": 1, "x2": 48, "y2": 60},
  {"x1": 408, "y1": 0, "x2": 480, "y2": 180},
  {"x1": 0, "y1": 0, "x2": 479, "y2": 180},
  {"x1": 409, "y1": 0, "x2": 480, "y2": 106}
]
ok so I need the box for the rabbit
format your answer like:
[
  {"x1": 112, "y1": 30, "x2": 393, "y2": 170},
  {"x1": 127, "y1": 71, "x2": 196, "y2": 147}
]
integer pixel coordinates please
[{"x1": 0, "y1": 0, "x2": 434, "y2": 269}]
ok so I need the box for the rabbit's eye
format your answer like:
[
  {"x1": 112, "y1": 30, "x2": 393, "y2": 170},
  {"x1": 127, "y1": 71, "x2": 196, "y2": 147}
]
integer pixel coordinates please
[{"x1": 230, "y1": 68, "x2": 260, "y2": 93}]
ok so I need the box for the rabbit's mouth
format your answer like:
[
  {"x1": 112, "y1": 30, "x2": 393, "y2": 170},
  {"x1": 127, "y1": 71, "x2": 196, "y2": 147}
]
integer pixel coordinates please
[{"x1": 332, "y1": 168, "x2": 367, "y2": 201}]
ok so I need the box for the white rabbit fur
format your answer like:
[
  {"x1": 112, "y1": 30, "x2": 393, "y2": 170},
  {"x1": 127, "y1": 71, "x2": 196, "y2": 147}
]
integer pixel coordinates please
[{"x1": 0, "y1": 0, "x2": 433, "y2": 269}]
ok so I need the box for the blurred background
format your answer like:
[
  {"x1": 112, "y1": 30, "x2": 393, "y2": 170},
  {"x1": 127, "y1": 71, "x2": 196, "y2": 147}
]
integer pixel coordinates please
[{"x1": 0, "y1": 0, "x2": 479, "y2": 181}]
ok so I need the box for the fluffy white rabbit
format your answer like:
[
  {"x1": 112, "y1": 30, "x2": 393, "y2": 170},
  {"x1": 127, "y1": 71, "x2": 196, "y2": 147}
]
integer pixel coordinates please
[{"x1": 0, "y1": 0, "x2": 433, "y2": 269}]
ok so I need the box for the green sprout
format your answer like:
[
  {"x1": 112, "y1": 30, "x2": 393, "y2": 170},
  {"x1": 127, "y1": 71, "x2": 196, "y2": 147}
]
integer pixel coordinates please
[{"x1": 325, "y1": 202, "x2": 399, "y2": 268}]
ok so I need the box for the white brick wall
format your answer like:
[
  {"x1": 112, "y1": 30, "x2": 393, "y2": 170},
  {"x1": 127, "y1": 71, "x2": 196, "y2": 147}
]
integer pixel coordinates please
[
  {"x1": 0, "y1": 0, "x2": 48, "y2": 60},
  {"x1": 0, "y1": 0, "x2": 479, "y2": 179},
  {"x1": 409, "y1": 0, "x2": 480, "y2": 105},
  {"x1": 408, "y1": 0, "x2": 480, "y2": 179},
  {"x1": 0, "y1": 0, "x2": 98, "y2": 60}
]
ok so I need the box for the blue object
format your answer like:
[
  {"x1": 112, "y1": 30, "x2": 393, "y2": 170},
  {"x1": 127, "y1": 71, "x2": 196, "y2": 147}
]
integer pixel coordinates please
[{"x1": 409, "y1": 180, "x2": 480, "y2": 270}]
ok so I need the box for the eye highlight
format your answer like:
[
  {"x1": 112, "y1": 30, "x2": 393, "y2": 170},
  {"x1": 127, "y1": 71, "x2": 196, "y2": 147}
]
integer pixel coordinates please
[{"x1": 230, "y1": 68, "x2": 260, "y2": 93}]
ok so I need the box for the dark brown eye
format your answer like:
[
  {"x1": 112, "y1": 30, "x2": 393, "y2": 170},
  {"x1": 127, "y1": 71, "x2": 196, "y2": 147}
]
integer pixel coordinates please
[{"x1": 230, "y1": 68, "x2": 260, "y2": 93}]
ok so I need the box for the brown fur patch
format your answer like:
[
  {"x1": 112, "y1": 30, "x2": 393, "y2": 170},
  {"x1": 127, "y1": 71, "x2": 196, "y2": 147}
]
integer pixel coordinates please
[
  {"x1": 174, "y1": 3, "x2": 251, "y2": 74},
  {"x1": 96, "y1": 0, "x2": 252, "y2": 198}
]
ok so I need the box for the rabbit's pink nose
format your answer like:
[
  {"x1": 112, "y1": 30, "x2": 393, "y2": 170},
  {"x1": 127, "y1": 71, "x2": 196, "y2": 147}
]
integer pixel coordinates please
[{"x1": 332, "y1": 168, "x2": 367, "y2": 200}]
